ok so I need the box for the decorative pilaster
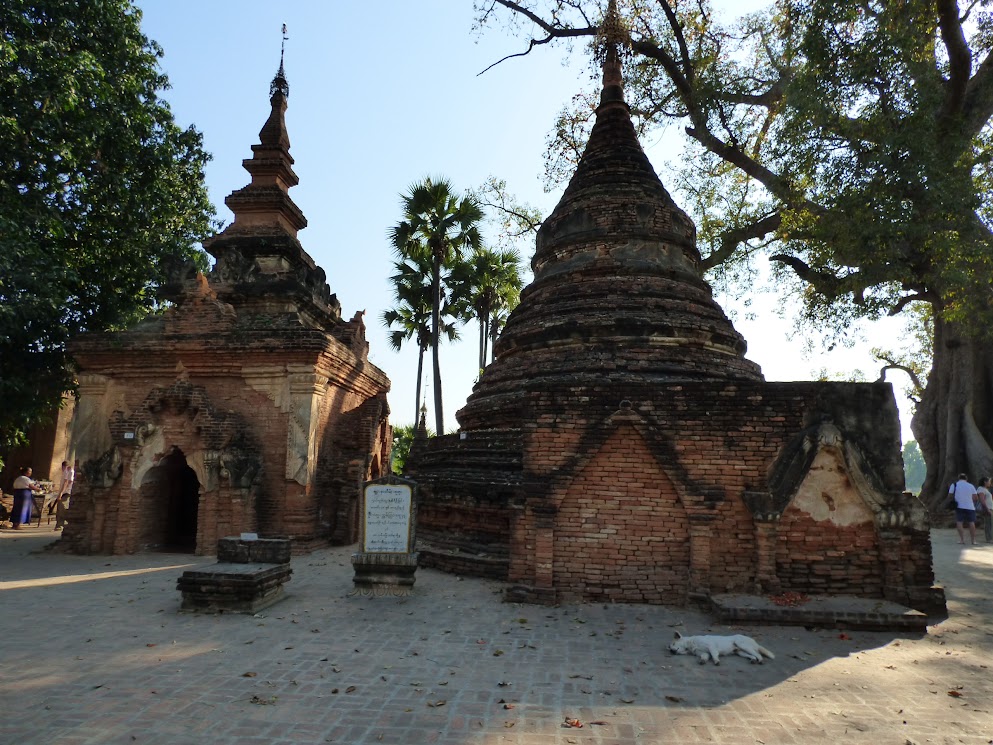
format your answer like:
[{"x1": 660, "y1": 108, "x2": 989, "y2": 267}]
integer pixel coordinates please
[
  {"x1": 286, "y1": 367, "x2": 326, "y2": 486},
  {"x1": 688, "y1": 515, "x2": 714, "y2": 598},
  {"x1": 754, "y1": 519, "x2": 782, "y2": 594}
]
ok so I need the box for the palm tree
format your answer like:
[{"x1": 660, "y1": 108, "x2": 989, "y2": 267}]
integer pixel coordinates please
[
  {"x1": 448, "y1": 247, "x2": 523, "y2": 371},
  {"x1": 389, "y1": 177, "x2": 483, "y2": 434},
  {"x1": 381, "y1": 252, "x2": 460, "y2": 425}
]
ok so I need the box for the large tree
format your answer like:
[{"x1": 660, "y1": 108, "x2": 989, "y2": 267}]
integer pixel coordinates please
[
  {"x1": 448, "y1": 246, "x2": 523, "y2": 372},
  {"x1": 0, "y1": 0, "x2": 214, "y2": 455},
  {"x1": 382, "y1": 250, "x2": 461, "y2": 426},
  {"x1": 389, "y1": 177, "x2": 483, "y2": 435},
  {"x1": 475, "y1": 0, "x2": 993, "y2": 512}
]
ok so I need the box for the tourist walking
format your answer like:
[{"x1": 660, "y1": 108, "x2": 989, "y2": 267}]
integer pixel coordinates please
[
  {"x1": 949, "y1": 473, "x2": 979, "y2": 545},
  {"x1": 10, "y1": 466, "x2": 42, "y2": 529},
  {"x1": 55, "y1": 460, "x2": 75, "y2": 530},
  {"x1": 977, "y1": 476, "x2": 993, "y2": 543}
]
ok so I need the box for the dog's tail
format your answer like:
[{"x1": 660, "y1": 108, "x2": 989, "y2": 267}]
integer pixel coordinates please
[{"x1": 757, "y1": 645, "x2": 775, "y2": 660}]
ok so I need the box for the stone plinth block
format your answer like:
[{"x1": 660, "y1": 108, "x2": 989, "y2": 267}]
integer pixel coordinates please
[
  {"x1": 217, "y1": 536, "x2": 292, "y2": 564},
  {"x1": 351, "y1": 552, "x2": 419, "y2": 597},
  {"x1": 178, "y1": 537, "x2": 292, "y2": 613}
]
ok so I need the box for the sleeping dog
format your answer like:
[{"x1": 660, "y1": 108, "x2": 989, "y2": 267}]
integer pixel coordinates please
[{"x1": 668, "y1": 631, "x2": 775, "y2": 665}]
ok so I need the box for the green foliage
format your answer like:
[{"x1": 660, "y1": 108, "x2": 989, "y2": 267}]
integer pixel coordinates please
[
  {"x1": 382, "y1": 248, "x2": 460, "y2": 424},
  {"x1": 472, "y1": 176, "x2": 543, "y2": 255},
  {"x1": 447, "y1": 246, "x2": 523, "y2": 369},
  {"x1": 388, "y1": 177, "x2": 483, "y2": 434},
  {"x1": 390, "y1": 422, "x2": 434, "y2": 475},
  {"x1": 0, "y1": 0, "x2": 215, "y2": 450},
  {"x1": 903, "y1": 440, "x2": 926, "y2": 495},
  {"x1": 480, "y1": 0, "x2": 993, "y2": 335}
]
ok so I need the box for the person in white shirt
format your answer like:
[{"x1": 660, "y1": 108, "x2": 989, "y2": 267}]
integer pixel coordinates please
[
  {"x1": 976, "y1": 476, "x2": 993, "y2": 544},
  {"x1": 55, "y1": 460, "x2": 75, "y2": 530},
  {"x1": 949, "y1": 473, "x2": 979, "y2": 545}
]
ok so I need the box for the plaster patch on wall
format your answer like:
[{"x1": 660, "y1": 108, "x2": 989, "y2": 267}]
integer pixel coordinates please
[{"x1": 792, "y1": 447, "x2": 874, "y2": 526}]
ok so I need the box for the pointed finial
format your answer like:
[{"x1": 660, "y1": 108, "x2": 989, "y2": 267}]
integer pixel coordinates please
[
  {"x1": 270, "y1": 24, "x2": 290, "y2": 99},
  {"x1": 595, "y1": 0, "x2": 630, "y2": 107},
  {"x1": 594, "y1": 0, "x2": 631, "y2": 65}
]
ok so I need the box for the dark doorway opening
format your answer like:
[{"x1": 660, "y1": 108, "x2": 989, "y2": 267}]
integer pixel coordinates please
[{"x1": 139, "y1": 447, "x2": 200, "y2": 552}]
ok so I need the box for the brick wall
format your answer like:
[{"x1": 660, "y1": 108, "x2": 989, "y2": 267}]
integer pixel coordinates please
[{"x1": 411, "y1": 380, "x2": 939, "y2": 612}]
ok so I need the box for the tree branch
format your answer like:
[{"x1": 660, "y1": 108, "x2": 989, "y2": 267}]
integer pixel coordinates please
[
  {"x1": 701, "y1": 212, "x2": 781, "y2": 271},
  {"x1": 961, "y1": 51, "x2": 993, "y2": 139},
  {"x1": 888, "y1": 292, "x2": 931, "y2": 317},
  {"x1": 769, "y1": 253, "x2": 851, "y2": 299},
  {"x1": 874, "y1": 356, "x2": 924, "y2": 402},
  {"x1": 937, "y1": 0, "x2": 972, "y2": 124},
  {"x1": 478, "y1": 35, "x2": 558, "y2": 75},
  {"x1": 685, "y1": 124, "x2": 820, "y2": 212}
]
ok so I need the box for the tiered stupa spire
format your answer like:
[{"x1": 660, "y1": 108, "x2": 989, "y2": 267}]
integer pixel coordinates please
[
  {"x1": 202, "y1": 28, "x2": 342, "y2": 330},
  {"x1": 220, "y1": 25, "x2": 307, "y2": 238},
  {"x1": 456, "y1": 2, "x2": 762, "y2": 431}
]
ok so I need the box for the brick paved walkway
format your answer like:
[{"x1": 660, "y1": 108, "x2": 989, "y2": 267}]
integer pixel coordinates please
[{"x1": 0, "y1": 526, "x2": 990, "y2": 744}]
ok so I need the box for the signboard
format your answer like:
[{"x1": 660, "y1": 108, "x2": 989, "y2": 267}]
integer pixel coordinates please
[{"x1": 362, "y1": 483, "x2": 413, "y2": 553}]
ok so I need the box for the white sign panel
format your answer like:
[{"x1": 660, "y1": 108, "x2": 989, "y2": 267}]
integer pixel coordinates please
[{"x1": 363, "y1": 484, "x2": 412, "y2": 553}]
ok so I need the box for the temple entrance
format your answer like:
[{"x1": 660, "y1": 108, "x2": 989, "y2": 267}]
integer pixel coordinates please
[{"x1": 139, "y1": 447, "x2": 200, "y2": 552}]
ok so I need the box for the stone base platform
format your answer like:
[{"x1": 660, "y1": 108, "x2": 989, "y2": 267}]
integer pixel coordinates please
[
  {"x1": 178, "y1": 562, "x2": 292, "y2": 613},
  {"x1": 710, "y1": 593, "x2": 930, "y2": 632},
  {"x1": 351, "y1": 552, "x2": 419, "y2": 597},
  {"x1": 178, "y1": 537, "x2": 292, "y2": 613}
]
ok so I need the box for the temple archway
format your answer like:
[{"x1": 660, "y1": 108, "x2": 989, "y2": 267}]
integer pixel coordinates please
[{"x1": 139, "y1": 447, "x2": 201, "y2": 552}]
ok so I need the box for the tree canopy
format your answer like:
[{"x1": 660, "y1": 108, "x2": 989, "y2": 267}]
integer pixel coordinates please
[
  {"x1": 388, "y1": 177, "x2": 483, "y2": 435},
  {"x1": 382, "y1": 248, "x2": 461, "y2": 426},
  {"x1": 0, "y1": 0, "x2": 214, "y2": 455},
  {"x1": 475, "y1": 0, "x2": 993, "y2": 511}
]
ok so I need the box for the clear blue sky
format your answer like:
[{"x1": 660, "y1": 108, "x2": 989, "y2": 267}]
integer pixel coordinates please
[{"x1": 135, "y1": 0, "x2": 915, "y2": 440}]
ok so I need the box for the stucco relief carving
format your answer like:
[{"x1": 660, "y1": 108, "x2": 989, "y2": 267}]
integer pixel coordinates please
[
  {"x1": 242, "y1": 366, "x2": 291, "y2": 409},
  {"x1": 84, "y1": 446, "x2": 123, "y2": 488},
  {"x1": 219, "y1": 439, "x2": 263, "y2": 489},
  {"x1": 766, "y1": 422, "x2": 908, "y2": 528},
  {"x1": 792, "y1": 448, "x2": 874, "y2": 526},
  {"x1": 240, "y1": 365, "x2": 322, "y2": 486},
  {"x1": 70, "y1": 373, "x2": 114, "y2": 464},
  {"x1": 130, "y1": 426, "x2": 166, "y2": 490},
  {"x1": 285, "y1": 368, "x2": 326, "y2": 486}
]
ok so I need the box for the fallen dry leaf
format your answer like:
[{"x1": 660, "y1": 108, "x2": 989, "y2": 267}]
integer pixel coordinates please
[
  {"x1": 345, "y1": 686, "x2": 356, "y2": 694},
  {"x1": 242, "y1": 672, "x2": 257, "y2": 678},
  {"x1": 947, "y1": 690, "x2": 963, "y2": 698},
  {"x1": 427, "y1": 700, "x2": 447, "y2": 708},
  {"x1": 665, "y1": 695, "x2": 683, "y2": 703},
  {"x1": 504, "y1": 722, "x2": 516, "y2": 728}
]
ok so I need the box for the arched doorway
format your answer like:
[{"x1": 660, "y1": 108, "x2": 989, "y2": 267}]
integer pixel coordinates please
[{"x1": 139, "y1": 447, "x2": 200, "y2": 552}]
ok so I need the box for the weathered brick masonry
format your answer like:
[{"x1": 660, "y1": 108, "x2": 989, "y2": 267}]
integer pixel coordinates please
[
  {"x1": 407, "y1": 25, "x2": 944, "y2": 616},
  {"x1": 63, "y1": 62, "x2": 391, "y2": 555}
]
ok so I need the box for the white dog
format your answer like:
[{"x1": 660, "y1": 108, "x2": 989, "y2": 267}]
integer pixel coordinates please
[{"x1": 668, "y1": 632, "x2": 775, "y2": 665}]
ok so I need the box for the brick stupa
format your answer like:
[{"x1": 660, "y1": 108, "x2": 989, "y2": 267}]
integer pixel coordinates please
[
  {"x1": 406, "y1": 7, "x2": 944, "y2": 620},
  {"x1": 64, "y1": 57, "x2": 392, "y2": 555}
]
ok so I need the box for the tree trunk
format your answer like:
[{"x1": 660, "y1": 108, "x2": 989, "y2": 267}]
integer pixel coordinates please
[
  {"x1": 431, "y1": 255, "x2": 444, "y2": 435},
  {"x1": 478, "y1": 316, "x2": 486, "y2": 372},
  {"x1": 414, "y1": 344, "x2": 425, "y2": 427},
  {"x1": 912, "y1": 314, "x2": 993, "y2": 515}
]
